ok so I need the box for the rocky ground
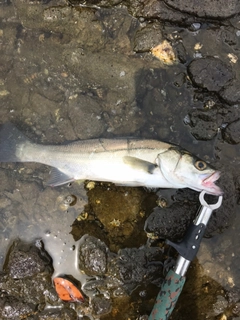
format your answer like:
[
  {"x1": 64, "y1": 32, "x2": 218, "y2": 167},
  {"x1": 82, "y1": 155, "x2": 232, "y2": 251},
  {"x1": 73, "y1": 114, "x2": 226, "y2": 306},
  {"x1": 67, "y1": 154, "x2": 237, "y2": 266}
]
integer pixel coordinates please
[{"x1": 0, "y1": 0, "x2": 240, "y2": 319}]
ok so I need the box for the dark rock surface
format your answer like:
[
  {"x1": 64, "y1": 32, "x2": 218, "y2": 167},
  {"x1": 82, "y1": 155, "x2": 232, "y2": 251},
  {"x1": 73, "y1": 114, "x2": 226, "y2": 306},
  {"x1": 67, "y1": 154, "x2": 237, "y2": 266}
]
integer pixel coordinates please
[
  {"x1": 187, "y1": 107, "x2": 219, "y2": 140},
  {"x1": 4, "y1": 239, "x2": 50, "y2": 279},
  {"x1": 0, "y1": 239, "x2": 57, "y2": 319},
  {"x1": 145, "y1": 169, "x2": 236, "y2": 240},
  {"x1": 219, "y1": 81, "x2": 240, "y2": 105},
  {"x1": 222, "y1": 120, "x2": 240, "y2": 144},
  {"x1": 91, "y1": 296, "x2": 112, "y2": 316},
  {"x1": 37, "y1": 308, "x2": 78, "y2": 320},
  {"x1": 204, "y1": 170, "x2": 237, "y2": 236},
  {"x1": 133, "y1": 23, "x2": 163, "y2": 52},
  {"x1": 187, "y1": 104, "x2": 240, "y2": 141},
  {"x1": 188, "y1": 57, "x2": 233, "y2": 92},
  {"x1": 163, "y1": 0, "x2": 240, "y2": 19},
  {"x1": 144, "y1": 202, "x2": 198, "y2": 241},
  {"x1": 74, "y1": 0, "x2": 240, "y2": 22},
  {"x1": 68, "y1": 95, "x2": 106, "y2": 139},
  {"x1": 0, "y1": 295, "x2": 36, "y2": 319},
  {"x1": 79, "y1": 235, "x2": 164, "y2": 297},
  {"x1": 126, "y1": 0, "x2": 203, "y2": 24},
  {"x1": 79, "y1": 236, "x2": 109, "y2": 276}
]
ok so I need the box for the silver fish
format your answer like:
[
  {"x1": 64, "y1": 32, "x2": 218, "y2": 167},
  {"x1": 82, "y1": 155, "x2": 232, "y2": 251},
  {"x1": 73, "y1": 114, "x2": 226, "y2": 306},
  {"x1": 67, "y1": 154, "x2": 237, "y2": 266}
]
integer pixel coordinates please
[{"x1": 0, "y1": 123, "x2": 222, "y2": 195}]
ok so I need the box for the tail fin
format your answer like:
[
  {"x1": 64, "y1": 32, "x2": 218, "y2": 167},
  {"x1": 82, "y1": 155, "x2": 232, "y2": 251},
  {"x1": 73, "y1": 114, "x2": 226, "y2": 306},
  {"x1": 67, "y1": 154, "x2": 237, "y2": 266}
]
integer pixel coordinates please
[{"x1": 0, "y1": 123, "x2": 31, "y2": 162}]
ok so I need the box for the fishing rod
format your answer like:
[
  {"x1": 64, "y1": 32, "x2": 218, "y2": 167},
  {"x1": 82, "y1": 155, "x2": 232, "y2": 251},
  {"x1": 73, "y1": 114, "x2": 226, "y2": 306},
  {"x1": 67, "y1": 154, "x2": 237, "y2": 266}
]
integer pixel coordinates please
[{"x1": 149, "y1": 190, "x2": 223, "y2": 320}]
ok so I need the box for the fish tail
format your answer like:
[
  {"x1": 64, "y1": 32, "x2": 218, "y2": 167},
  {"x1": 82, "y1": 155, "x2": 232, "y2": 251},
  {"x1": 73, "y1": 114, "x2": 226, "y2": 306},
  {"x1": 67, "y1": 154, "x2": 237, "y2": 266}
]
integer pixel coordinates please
[{"x1": 0, "y1": 123, "x2": 32, "y2": 162}]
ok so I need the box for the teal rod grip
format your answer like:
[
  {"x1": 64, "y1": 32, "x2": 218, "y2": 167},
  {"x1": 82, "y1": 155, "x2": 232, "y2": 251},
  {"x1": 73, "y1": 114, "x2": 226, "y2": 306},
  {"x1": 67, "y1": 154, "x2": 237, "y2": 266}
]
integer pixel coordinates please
[{"x1": 149, "y1": 269, "x2": 186, "y2": 320}]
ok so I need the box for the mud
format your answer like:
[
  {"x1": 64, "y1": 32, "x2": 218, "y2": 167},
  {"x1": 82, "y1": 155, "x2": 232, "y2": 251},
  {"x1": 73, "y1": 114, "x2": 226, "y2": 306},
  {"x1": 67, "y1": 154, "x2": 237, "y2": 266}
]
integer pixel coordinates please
[{"x1": 0, "y1": 0, "x2": 240, "y2": 319}]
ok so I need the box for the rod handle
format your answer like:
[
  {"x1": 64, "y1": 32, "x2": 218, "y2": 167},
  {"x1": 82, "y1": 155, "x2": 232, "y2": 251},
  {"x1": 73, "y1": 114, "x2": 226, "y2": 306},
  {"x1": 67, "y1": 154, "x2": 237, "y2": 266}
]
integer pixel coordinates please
[{"x1": 148, "y1": 269, "x2": 186, "y2": 320}]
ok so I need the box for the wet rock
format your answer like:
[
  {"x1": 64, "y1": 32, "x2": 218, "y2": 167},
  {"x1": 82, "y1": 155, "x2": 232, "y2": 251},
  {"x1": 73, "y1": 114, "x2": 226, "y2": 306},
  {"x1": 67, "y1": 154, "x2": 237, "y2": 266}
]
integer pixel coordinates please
[
  {"x1": 163, "y1": 0, "x2": 240, "y2": 19},
  {"x1": 68, "y1": 95, "x2": 106, "y2": 139},
  {"x1": 115, "y1": 246, "x2": 164, "y2": 290},
  {"x1": 69, "y1": 0, "x2": 122, "y2": 7},
  {"x1": 79, "y1": 235, "x2": 110, "y2": 276},
  {"x1": 83, "y1": 277, "x2": 124, "y2": 298},
  {"x1": 38, "y1": 307, "x2": 78, "y2": 320},
  {"x1": 0, "y1": 271, "x2": 56, "y2": 306},
  {"x1": 226, "y1": 287, "x2": 240, "y2": 304},
  {"x1": 64, "y1": 49, "x2": 138, "y2": 104},
  {"x1": 15, "y1": 180, "x2": 40, "y2": 202},
  {"x1": 206, "y1": 170, "x2": 237, "y2": 232},
  {"x1": 187, "y1": 103, "x2": 240, "y2": 141},
  {"x1": 219, "y1": 81, "x2": 240, "y2": 105},
  {"x1": 126, "y1": 0, "x2": 197, "y2": 25},
  {"x1": 175, "y1": 41, "x2": 187, "y2": 64},
  {"x1": 79, "y1": 235, "x2": 164, "y2": 296},
  {"x1": 28, "y1": 92, "x2": 61, "y2": 131},
  {"x1": 222, "y1": 120, "x2": 240, "y2": 144},
  {"x1": 187, "y1": 107, "x2": 219, "y2": 140},
  {"x1": 236, "y1": 175, "x2": 240, "y2": 205},
  {"x1": 145, "y1": 173, "x2": 236, "y2": 240},
  {"x1": 14, "y1": 1, "x2": 80, "y2": 33},
  {"x1": 232, "y1": 302, "x2": 240, "y2": 316},
  {"x1": 13, "y1": 0, "x2": 46, "y2": 29},
  {"x1": 71, "y1": 217, "x2": 110, "y2": 246},
  {"x1": 34, "y1": 80, "x2": 66, "y2": 103},
  {"x1": 86, "y1": 183, "x2": 153, "y2": 251},
  {"x1": 94, "y1": 7, "x2": 139, "y2": 52},
  {"x1": 0, "y1": 239, "x2": 58, "y2": 317},
  {"x1": 91, "y1": 295, "x2": 112, "y2": 316},
  {"x1": 0, "y1": 170, "x2": 15, "y2": 193},
  {"x1": 0, "y1": 295, "x2": 36, "y2": 319},
  {"x1": 137, "y1": 68, "x2": 176, "y2": 117},
  {"x1": 201, "y1": 170, "x2": 236, "y2": 236},
  {"x1": 4, "y1": 239, "x2": 51, "y2": 279},
  {"x1": 221, "y1": 27, "x2": 238, "y2": 47},
  {"x1": 36, "y1": 188, "x2": 62, "y2": 213},
  {"x1": 133, "y1": 23, "x2": 163, "y2": 52},
  {"x1": 144, "y1": 202, "x2": 198, "y2": 241},
  {"x1": 188, "y1": 57, "x2": 233, "y2": 92},
  {"x1": 212, "y1": 295, "x2": 228, "y2": 316}
]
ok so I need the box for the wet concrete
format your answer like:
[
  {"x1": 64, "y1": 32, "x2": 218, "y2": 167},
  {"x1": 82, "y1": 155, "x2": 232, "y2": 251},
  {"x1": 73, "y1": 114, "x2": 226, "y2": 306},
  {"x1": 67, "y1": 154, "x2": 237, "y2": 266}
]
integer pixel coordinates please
[{"x1": 0, "y1": 0, "x2": 240, "y2": 319}]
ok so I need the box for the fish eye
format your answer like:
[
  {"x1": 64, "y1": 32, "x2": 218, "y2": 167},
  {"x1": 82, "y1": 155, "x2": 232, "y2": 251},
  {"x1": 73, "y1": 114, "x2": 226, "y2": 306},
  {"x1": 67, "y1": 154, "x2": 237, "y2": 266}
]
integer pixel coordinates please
[{"x1": 195, "y1": 160, "x2": 207, "y2": 171}]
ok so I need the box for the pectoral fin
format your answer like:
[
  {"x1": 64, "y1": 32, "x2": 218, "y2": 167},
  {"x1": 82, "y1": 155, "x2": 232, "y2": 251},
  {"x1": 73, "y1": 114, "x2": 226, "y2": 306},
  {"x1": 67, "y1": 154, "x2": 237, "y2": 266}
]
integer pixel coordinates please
[
  {"x1": 123, "y1": 156, "x2": 156, "y2": 174},
  {"x1": 47, "y1": 168, "x2": 74, "y2": 186}
]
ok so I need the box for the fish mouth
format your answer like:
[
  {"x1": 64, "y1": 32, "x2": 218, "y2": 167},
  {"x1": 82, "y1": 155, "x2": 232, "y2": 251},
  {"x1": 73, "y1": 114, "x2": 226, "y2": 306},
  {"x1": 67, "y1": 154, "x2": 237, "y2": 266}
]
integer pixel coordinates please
[{"x1": 201, "y1": 171, "x2": 223, "y2": 196}]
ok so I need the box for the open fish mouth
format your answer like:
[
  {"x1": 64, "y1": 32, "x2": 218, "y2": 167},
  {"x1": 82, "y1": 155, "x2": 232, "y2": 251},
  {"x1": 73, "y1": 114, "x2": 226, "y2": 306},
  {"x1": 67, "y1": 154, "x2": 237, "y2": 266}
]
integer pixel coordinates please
[{"x1": 201, "y1": 171, "x2": 223, "y2": 195}]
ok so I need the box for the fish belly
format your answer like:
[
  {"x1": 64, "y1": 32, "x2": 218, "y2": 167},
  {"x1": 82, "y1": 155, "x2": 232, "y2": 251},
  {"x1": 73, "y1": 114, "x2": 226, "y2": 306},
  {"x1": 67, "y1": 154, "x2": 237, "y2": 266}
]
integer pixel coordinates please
[{"x1": 39, "y1": 150, "x2": 176, "y2": 188}]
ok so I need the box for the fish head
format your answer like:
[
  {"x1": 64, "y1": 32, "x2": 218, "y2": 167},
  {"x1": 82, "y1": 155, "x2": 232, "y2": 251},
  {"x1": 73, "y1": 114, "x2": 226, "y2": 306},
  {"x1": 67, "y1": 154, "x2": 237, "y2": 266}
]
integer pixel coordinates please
[{"x1": 157, "y1": 147, "x2": 223, "y2": 195}]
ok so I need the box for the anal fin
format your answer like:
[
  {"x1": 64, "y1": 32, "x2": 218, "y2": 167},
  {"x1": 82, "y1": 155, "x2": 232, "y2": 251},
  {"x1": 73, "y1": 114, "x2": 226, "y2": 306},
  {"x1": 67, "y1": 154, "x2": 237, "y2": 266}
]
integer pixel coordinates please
[{"x1": 46, "y1": 167, "x2": 74, "y2": 187}]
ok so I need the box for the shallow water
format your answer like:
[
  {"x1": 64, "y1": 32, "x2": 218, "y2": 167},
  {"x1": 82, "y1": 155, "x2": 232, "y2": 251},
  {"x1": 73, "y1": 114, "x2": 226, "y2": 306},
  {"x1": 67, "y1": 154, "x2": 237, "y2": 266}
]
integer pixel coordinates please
[{"x1": 0, "y1": 1, "x2": 240, "y2": 319}]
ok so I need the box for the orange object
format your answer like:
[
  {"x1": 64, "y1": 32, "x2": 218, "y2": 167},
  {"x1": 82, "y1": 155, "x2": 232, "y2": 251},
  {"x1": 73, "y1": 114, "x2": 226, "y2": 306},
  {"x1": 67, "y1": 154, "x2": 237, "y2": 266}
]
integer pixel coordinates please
[{"x1": 53, "y1": 277, "x2": 84, "y2": 302}]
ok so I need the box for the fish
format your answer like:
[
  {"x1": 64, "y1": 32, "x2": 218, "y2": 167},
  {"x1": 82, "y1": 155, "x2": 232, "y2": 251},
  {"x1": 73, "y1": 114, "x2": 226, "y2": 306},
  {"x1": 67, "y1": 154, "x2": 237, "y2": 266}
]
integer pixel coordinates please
[{"x1": 0, "y1": 123, "x2": 222, "y2": 195}]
